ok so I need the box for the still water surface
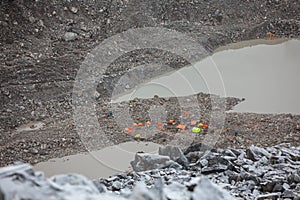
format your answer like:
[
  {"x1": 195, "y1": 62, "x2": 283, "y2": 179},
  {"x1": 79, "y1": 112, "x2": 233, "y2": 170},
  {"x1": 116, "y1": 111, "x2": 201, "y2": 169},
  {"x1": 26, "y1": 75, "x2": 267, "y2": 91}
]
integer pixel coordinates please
[
  {"x1": 35, "y1": 39, "x2": 300, "y2": 179},
  {"x1": 35, "y1": 142, "x2": 161, "y2": 179},
  {"x1": 112, "y1": 39, "x2": 300, "y2": 115}
]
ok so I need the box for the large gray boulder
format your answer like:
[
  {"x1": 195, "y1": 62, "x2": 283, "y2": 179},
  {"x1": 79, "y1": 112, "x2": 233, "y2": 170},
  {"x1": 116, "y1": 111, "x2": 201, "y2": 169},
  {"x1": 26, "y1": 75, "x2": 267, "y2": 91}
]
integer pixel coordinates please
[
  {"x1": 159, "y1": 146, "x2": 184, "y2": 161},
  {"x1": 64, "y1": 32, "x2": 78, "y2": 41},
  {"x1": 50, "y1": 174, "x2": 99, "y2": 193},
  {"x1": 159, "y1": 146, "x2": 190, "y2": 168},
  {"x1": 164, "y1": 182, "x2": 190, "y2": 200},
  {"x1": 192, "y1": 177, "x2": 237, "y2": 200},
  {"x1": 130, "y1": 153, "x2": 181, "y2": 172},
  {"x1": 0, "y1": 163, "x2": 122, "y2": 200}
]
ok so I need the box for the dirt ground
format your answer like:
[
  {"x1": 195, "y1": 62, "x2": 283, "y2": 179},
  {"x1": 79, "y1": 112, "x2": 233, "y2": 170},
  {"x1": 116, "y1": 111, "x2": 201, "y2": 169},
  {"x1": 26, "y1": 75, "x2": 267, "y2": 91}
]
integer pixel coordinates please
[{"x1": 0, "y1": 0, "x2": 300, "y2": 167}]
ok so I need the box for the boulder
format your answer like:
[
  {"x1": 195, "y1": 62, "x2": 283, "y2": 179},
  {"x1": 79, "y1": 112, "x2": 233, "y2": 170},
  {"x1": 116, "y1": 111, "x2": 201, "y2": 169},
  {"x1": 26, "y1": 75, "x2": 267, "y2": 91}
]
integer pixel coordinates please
[
  {"x1": 0, "y1": 163, "x2": 107, "y2": 200},
  {"x1": 164, "y1": 182, "x2": 190, "y2": 200},
  {"x1": 159, "y1": 146, "x2": 184, "y2": 161},
  {"x1": 130, "y1": 153, "x2": 181, "y2": 172},
  {"x1": 159, "y1": 146, "x2": 190, "y2": 168},
  {"x1": 192, "y1": 176, "x2": 237, "y2": 200},
  {"x1": 64, "y1": 32, "x2": 78, "y2": 41},
  {"x1": 256, "y1": 192, "x2": 281, "y2": 200}
]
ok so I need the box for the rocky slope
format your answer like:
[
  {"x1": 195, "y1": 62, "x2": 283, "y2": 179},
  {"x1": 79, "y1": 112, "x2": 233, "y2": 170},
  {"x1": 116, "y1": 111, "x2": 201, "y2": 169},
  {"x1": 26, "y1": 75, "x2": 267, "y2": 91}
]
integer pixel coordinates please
[{"x1": 0, "y1": 0, "x2": 300, "y2": 176}]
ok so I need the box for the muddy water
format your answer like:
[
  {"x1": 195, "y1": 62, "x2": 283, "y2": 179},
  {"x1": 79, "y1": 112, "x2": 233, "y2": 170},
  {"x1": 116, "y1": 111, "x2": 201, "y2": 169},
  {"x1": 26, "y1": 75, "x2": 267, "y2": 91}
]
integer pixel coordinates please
[
  {"x1": 35, "y1": 39, "x2": 300, "y2": 179},
  {"x1": 16, "y1": 121, "x2": 45, "y2": 132},
  {"x1": 112, "y1": 39, "x2": 300, "y2": 115},
  {"x1": 34, "y1": 142, "x2": 161, "y2": 179}
]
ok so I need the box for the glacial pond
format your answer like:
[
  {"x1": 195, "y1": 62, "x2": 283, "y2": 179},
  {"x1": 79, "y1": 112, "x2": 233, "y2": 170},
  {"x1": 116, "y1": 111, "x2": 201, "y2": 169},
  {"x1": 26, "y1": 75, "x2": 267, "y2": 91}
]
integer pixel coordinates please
[
  {"x1": 35, "y1": 39, "x2": 300, "y2": 179},
  {"x1": 34, "y1": 142, "x2": 161, "y2": 179},
  {"x1": 112, "y1": 39, "x2": 300, "y2": 115}
]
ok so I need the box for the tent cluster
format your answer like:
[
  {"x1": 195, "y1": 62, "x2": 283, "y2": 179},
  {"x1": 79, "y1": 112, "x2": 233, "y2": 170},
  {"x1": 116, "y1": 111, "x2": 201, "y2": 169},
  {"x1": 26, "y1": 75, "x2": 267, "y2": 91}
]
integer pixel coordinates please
[{"x1": 123, "y1": 118, "x2": 210, "y2": 138}]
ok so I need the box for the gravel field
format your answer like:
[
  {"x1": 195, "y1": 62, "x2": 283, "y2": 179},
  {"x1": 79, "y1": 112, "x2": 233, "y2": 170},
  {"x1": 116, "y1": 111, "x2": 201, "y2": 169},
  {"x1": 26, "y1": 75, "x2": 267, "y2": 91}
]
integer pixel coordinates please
[{"x1": 0, "y1": 0, "x2": 300, "y2": 167}]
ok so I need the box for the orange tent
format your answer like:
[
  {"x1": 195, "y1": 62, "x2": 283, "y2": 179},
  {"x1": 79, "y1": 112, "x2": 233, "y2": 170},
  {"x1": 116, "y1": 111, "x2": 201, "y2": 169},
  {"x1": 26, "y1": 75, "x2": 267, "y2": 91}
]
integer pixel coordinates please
[
  {"x1": 157, "y1": 122, "x2": 163, "y2": 130},
  {"x1": 190, "y1": 120, "x2": 197, "y2": 126},
  {"x1": 146, "y1": 121, "x2": 151, "y2": 126},
  {"x1": 125, "y1": 128, "x2": 133, "y2": 135},
  {"x1": 176, "y1": 124, "x2": 186, "y2": 129},
  {"x1": 177, "y1": 124, "x2": 186, "y2": 132}
]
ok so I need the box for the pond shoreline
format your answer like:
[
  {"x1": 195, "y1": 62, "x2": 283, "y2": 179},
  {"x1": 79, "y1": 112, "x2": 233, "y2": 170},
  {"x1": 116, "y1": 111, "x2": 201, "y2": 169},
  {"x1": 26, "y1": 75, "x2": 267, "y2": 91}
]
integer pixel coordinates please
[{"x1": 0, "y1": 0, "x2": 300, "y2": 170}]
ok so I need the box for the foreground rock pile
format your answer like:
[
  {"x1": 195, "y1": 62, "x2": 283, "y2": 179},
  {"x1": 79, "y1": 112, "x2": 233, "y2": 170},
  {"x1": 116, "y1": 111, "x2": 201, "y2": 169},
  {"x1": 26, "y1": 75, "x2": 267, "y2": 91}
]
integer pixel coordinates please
[
  {"x1": 184, "y1": 143, "x2": 300, "y2": 199},
  {"x1": 99, "y1": 144, "x2": 300, "y2": 200},
  {"x1": 0, "y1": 163, "x2": 234, "y2": 200},
  {"x1": 1, "y1": 143, "x2": 300, "y2": 200}
]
